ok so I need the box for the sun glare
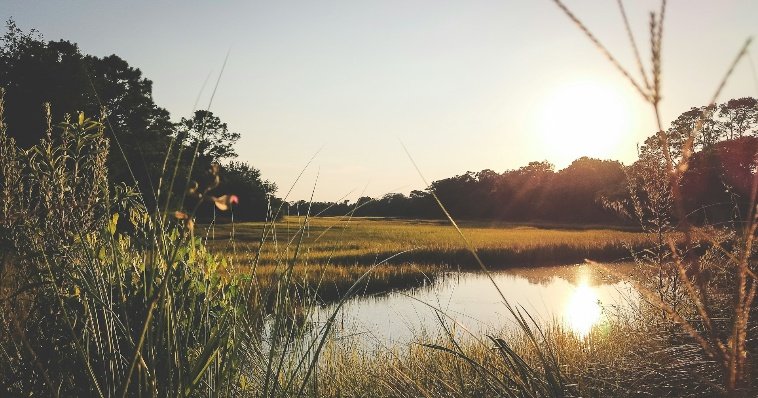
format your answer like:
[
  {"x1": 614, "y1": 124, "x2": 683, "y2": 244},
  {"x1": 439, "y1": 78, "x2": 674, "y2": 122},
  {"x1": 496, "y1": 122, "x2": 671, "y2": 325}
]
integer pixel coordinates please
[
  {"x1": 565, "y1": 280, "x2": 602, "y2": 338},
  {"x1": 536, "y1": 80, "x2": 632, "y2": 167}
]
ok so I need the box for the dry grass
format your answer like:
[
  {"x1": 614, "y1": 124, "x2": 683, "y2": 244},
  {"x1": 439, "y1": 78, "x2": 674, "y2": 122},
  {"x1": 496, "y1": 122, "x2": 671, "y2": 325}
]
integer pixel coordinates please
[
  {"x1": 251, "y1": 262, "x2": 438, "y2": 303},
  {"x1": 204, "y1": 216, "x2": 653, "y2": 269},
  {"x1": 309, "y1": 313, "x2": 728, "y2": 397}
]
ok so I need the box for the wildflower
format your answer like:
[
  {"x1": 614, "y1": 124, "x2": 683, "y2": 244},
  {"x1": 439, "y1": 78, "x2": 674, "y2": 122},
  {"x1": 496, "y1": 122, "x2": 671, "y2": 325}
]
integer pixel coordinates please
[{"x1": 210, "y1": 194, "x2": 239, "y2": 211}]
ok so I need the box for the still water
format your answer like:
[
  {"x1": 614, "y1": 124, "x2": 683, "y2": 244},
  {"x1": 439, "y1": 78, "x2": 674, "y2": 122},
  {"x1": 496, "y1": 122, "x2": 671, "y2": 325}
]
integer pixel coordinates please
[{"x1": 313, "y1": 263, "x2": 638, "y2": 348}]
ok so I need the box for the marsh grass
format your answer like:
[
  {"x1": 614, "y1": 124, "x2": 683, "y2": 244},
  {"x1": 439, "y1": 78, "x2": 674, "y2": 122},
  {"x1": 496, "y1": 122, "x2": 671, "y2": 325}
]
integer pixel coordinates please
[
  {"x1": 207, "y1": 216, "x2": 653, "y2": 270},
  {"x1": 1, "y1": 0, "x2": 756, "y2": 395},
  {"x1": 251, "y1": 262, "x2": 438, "y2": 304},
  {"x1": 551, "y1": 0, "x2": 757, "y2": 394},
  {"x1": 304, "y1": 276, "x2": 744, "y2": 397},
  {"x1": 311, "y1": 303, "x2": 734, "y2": 397}
]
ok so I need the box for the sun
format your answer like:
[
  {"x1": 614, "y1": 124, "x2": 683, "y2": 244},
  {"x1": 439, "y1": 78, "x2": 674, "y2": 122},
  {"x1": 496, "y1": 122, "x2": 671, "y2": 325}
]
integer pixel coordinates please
[{"x1": 536, "y1": 80, "x2": 632, "y2": 167}]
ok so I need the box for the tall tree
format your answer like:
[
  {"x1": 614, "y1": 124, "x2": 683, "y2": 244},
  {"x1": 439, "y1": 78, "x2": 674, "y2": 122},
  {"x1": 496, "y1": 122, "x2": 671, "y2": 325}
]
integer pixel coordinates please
[
  {"x1": 718, "y1": 97, "x2": 757, "y2": 140},
  {"x1": 0, "y1": 20, "x2": 174, "y2": 197},
  {"x1": 0, "y1": 21, "x2": 250, "y2": 213},
  {"x1": 176, "y1": 110, "x2": 240, "y2": 165}
]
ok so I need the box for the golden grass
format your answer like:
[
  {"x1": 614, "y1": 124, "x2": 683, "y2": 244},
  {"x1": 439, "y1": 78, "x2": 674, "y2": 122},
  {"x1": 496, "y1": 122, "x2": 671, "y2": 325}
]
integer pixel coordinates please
[
  {"x1": 306, "y1": 315, "x2": 722, "y2": 397},
  {"x1": 203, "y1": 216, "x2": 653, "y2": 269},
  {"x1": 251, "y1": 262, "x2": 439, "y2": 303}
]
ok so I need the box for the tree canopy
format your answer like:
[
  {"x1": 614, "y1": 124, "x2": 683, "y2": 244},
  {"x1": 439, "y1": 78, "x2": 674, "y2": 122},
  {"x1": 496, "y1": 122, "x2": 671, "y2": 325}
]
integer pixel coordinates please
[{"x1": 0, "y1": 20, "x2": 275, "y2": 220}]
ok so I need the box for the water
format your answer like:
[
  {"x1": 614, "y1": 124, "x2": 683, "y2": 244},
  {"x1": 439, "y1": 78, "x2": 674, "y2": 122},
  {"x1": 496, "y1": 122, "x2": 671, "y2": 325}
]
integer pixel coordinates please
[{"x1": 312, "y1": 263, "x2": 638, "y2": 348}]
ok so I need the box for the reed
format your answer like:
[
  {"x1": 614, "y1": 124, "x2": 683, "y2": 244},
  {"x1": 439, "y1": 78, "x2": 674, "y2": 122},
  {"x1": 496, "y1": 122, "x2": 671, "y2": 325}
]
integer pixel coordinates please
[{"x1": 551, "y1": 0, "x2": 757, "y2": 394}]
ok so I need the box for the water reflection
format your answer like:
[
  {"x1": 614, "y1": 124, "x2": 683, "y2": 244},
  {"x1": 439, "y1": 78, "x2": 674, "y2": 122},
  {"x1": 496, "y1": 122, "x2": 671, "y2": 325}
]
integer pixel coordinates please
[
  {"x1": 315, "y1": 263, "x2": 637, "y2": 348},
  {"x1": 565, "y1": 282, "x2": 601, "y2": 337}
]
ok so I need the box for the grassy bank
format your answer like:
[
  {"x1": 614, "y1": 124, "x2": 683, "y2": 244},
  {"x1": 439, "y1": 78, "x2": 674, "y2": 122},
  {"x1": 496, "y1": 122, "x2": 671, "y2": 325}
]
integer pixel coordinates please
[
  {"x1": 310, "y1": 315, "x2": 734, "y2": 397},
  {"x1": 250, "y1": 262, "x2": 438, "y2": 305},
  {"x1": 205, "y1": 216, "x2": 653, "y2": 269}
]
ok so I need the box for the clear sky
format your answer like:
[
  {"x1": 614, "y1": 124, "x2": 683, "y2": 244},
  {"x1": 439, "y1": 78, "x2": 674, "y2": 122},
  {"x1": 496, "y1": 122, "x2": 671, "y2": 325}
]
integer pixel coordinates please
[{"x1": 2, "y1": 1, "x2": 757, "y2": 201}]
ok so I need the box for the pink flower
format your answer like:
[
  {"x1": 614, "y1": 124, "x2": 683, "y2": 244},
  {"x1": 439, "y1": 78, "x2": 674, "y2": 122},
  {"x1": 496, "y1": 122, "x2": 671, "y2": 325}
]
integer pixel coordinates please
[{"x1": 210, "y1": 194, "x2": 239, "y2": 211}]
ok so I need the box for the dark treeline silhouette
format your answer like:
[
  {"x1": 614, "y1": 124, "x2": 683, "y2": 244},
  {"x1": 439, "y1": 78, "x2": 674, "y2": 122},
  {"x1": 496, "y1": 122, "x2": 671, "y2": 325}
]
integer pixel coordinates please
[
  {"x1": 2, "y1": 21, "x2": 755, "y2": 226},
  {"x1": 291, "y1": 158, "x2": 628, "y2": 224},
  {"x1": 0, "y1": 20, "x2": 276, "y2": 220},
  {"x1": 298, "y1": 98, "x2": 757, "y2": 227}
]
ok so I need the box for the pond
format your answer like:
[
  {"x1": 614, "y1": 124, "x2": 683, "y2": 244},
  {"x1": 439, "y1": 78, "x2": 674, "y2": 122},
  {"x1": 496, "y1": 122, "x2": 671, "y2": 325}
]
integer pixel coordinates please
[{"x1": 312, "y1": 263, "x2": 639, "y2": 348}]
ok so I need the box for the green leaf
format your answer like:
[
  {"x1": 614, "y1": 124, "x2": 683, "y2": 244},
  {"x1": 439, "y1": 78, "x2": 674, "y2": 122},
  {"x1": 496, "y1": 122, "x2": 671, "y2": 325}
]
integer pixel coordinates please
[{"x1": 108, "y1": 213, "x2": 119, "y2": 236}]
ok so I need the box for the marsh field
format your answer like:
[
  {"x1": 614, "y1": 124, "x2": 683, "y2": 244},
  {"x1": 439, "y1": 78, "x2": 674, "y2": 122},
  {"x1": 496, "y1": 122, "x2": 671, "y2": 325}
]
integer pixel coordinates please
[
  {"x1": 205, "y1": 216, "x2": 649, "y2": 268},
  {"x1": 202, "y1": 216, "x2": 650, "y2": 301},
  {"x1": 2, "y1": 0, "x2": 758, "y2": 397}
]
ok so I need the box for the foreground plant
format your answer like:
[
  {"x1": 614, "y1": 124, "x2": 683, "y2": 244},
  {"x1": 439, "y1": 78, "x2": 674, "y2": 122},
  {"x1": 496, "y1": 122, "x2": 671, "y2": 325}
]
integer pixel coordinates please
[
  {"x1": 0, "y1": 89, "x2": 395, "y2": 397},
  {"x1": 554, "y1": 0, "x2": 757, "y2": 394},
  {"x1": 0, "y1": 93, "x2": 246, "y2": 396}
]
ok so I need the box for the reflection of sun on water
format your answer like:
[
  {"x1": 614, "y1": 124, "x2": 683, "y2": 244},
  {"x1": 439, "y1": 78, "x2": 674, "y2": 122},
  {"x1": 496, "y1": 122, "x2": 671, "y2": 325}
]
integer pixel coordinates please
[{"x1": 565, "y1": 281, "x2": 602, "y2": 338}]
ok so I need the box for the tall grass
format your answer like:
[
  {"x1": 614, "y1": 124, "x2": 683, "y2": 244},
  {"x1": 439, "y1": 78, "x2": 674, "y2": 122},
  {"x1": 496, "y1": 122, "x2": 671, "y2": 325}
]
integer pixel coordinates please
[
  {"x1": 553, "y1": 0, "x2": 757, "y2": 394},
  {"x1": 0, "y1": 97, "x2": 244, "y2": 396},
  {"x1": 0, "y1": 90, "x2": 381, "y2": 396}
]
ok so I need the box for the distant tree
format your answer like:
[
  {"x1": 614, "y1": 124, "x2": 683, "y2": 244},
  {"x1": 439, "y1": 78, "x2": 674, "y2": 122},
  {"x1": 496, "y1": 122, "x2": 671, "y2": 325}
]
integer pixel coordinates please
[
  {"x1": 718, "y1": 97, "x2": 757, "y2": 140},
  {"x1": 549, "y1": 157, "x2": 626, "y2": 223},
  {"x1": 176, "y1": 110, "x2": 240, "y2": 164},
  {"x1": 429, "y1": 172, "x2": 480, "y2": 218},
  {"x1": 681, "y1": 136, "x2": 758, "y2": 224},
  {"x1": 517, "y1": 160, "x2": 555, "y2": 176},
  {"x1": 664, "y1": 97, "x2": 757, "y2": 155},
  {"x1": 667, "y1": 107, "x2": 708, "y2": 157},
  {"x1": 496, "y1": 161, "x2": 555, "y2": 221}
]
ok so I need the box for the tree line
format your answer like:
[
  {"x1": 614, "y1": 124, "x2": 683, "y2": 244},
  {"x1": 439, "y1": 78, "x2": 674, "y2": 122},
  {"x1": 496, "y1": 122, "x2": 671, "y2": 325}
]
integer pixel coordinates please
[
  {"x1": 298, "y1": 98, "x2": 757, "y2": 226},
  {"x1": 2, "y1": 20, "x2": 755, "y2": 226}
]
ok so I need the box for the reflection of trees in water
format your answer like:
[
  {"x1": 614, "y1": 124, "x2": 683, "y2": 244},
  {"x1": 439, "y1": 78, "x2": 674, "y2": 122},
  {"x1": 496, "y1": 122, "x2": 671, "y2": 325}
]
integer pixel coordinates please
[{"x1": 501, "y1": 263, "x2": 631, "y2": 287}]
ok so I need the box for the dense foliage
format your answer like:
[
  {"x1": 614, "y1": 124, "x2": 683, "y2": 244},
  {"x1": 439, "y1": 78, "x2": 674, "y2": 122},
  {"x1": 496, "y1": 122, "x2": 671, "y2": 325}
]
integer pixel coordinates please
[
  {"x1": 0, "y1": 109, "x2": 245, "y2": 396},
  {"x1": 0, "y1": 20, "x2": 275, "y2": 221}
]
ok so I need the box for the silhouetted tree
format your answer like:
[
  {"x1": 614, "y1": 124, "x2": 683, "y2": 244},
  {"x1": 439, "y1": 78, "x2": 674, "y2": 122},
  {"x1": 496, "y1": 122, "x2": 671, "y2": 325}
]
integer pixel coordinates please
[
  {"x1": 549, "y1": 157, "x2": 626, "y2": 223},
  {"x1": 0, "y1": 20, "x2": 174, "y2": 196},
  {"x1": 176, "y1": 110, "x2": 240, "y2": 164},
  {"x1": 0, "y1": 21, "x2": 252, "y2": 212},
  {"x1": 718, "y1": 97, "x2": 757, "y2": 140}
]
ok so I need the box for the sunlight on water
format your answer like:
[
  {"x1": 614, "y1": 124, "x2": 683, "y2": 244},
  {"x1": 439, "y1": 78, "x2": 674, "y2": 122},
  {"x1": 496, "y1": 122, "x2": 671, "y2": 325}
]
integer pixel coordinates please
[
  {"x1": 314, "y1": 264, "x2": 637, "y2": 348},
  {"x1": 565, "y1": 281, "x2": 602, "y2": 337}
]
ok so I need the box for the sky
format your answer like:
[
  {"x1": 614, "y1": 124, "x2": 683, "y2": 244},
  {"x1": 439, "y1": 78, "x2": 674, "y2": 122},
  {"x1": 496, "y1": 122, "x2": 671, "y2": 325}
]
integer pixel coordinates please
[{"x1": 2, "y1": 1, "x2": 757, "y2": 201}]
